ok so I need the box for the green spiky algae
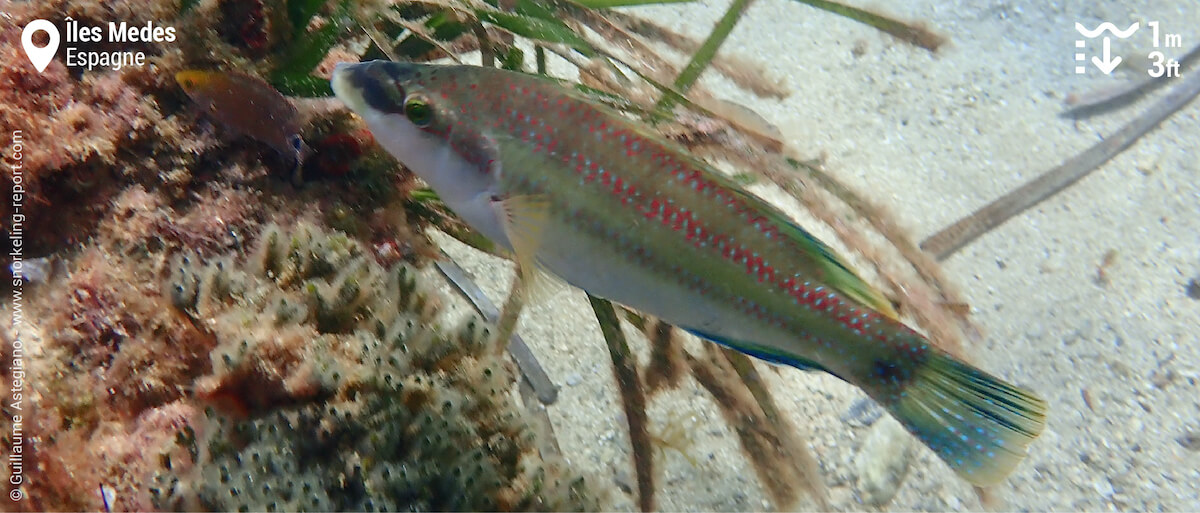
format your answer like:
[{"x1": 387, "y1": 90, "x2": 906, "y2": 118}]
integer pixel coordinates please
[{"x1": 152, "y1": 223, "x2": 597, "y2": 511}]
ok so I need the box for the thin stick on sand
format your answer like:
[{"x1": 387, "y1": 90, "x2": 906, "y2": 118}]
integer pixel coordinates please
[
  {"x1": 921, "y1": 60, "x2": 1200, "y2": 260},
  {"x1": 1061, "y1": 43, "x2": 1200, "y2": 118},
  {"x1": 588, "y1": 294, "x2": 656, "y2": 513},
  {"x1": 794, "y1": 0, "x2": 946, "y2": 51},
  {"x1": 434, "y1": 256, "x2": 560, "y2": 404}
]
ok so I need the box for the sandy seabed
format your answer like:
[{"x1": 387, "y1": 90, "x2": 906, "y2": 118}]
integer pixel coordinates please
[{"x1": 438, "y1": 0, "x2": 1200, "y2": 510}]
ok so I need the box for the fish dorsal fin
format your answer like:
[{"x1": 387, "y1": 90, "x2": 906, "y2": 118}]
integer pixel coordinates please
[
  {"x1": 652, "y1": 141, "x2": 897, "y2": 319},
  {"x1": 724, "y1": 187, "x2": 900, "y2": 320},
  {"x1": 620, "y1": 123, "x2": 899, "y2": 321},
  {"x1": 491, "y1": 194, "x2": 566, "y2": 302}
]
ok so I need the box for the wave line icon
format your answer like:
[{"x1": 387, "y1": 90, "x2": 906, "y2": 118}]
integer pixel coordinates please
[{"x1": 1075, "y1": 22, "x2": 1140, "y2": 39}]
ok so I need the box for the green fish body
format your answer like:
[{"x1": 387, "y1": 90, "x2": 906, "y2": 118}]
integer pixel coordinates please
[{"x1": 332, "y1": 61, "x2": 1046, "y2": 485}]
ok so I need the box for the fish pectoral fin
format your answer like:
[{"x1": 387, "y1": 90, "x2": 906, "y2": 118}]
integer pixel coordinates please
[
  {"x1": 523, "y1": 267, "x2": 569, "y2": 304},
  {"x1": 492, "y1": 194, "x2": 548, "y2": 267},
  {"x1": 491, "y1": 194, "x2": 566, "y2": 302},
  {"x1": 683, "y1": 327, "x2": 829, "y2": 374}
]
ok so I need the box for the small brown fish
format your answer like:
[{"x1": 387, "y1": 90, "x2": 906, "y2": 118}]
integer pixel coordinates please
[{"x1": 176, "y1": 70, "x2": 310, "y2": 179}]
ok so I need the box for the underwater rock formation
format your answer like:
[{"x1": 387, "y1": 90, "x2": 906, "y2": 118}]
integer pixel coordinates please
[{"x1": 149, "y1": 222, "x2": 597, "y2": 511}]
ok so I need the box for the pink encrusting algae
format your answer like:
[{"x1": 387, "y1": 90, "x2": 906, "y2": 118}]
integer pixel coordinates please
[{"x1": 333, "y1": 61, "x2": 1048, "y2": 486}]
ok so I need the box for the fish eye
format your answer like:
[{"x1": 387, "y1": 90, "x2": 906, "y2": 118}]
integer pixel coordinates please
[{"x1": 404, "y1": 95, "x2": 433, "y2": 127}]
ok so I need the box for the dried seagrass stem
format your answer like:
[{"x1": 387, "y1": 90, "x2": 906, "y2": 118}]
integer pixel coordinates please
[
  {"x1": 792, "y1": 0, "x2": 946, "y2": 51},
  {"x1": 381, "y1": 13, "x2": 463, "y2": 63},
  {"x1": 624, "y1": 308, "x2": 821, "y2": 504},
  {"x1": 588, "y1": 294, "x2": 655, "y2": 512},
  {"x1": 597, "y1": 10, "x2": 789, "y2": 99},
  {"x1": 535, "y1": 45, "x2": 547, "y2": 75},
  {"x1": 617, "y1": 308, "x2": 686, "y2": 395},
  {"x1": 686, "y1": 346, "x2": 814, "y2": 509},
  {"x1": 566, "y1": 7, "x2": 678, "y2": 85},
  {"x1": 435, "y1": 254, "x2": 563, "y2": 457},
  {"x1": 922, "y1": 56, "x2": 1200, "y2": 260},
  {"x1": 471, "y1": 21, "x2": 496, "y2": 67},
  {"x1": 357, "y1": 16, "x2": 400, "y2": 62},
  {"x1": 643, "y1": 318, "x2": 687, "y2": 395},
  {"x1": 570, "y1": 4, "x2": 787, "y2": 102},
  {"x1": 1061, "y1": 43, "x2": 1200, "y2": 117},
  {"x1": 720, "y1": 348, "x2": 826, "y2": 507}
]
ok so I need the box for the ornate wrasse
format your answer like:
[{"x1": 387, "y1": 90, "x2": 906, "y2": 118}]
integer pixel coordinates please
[{"x1": 331, "y1": 61, "x2": 1047, "y2": 485}]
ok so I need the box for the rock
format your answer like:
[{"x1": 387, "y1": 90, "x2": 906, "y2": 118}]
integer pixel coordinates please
[
  {"x1": 853, "y1": 416, "x2": 914, "y2": 506},
  {"x1": 1178, "y1": 428, "x2": 1200, "y2": 451}
]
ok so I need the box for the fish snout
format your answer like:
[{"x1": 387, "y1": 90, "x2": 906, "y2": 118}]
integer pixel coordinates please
[
  {"x1": 332, "y1": 60, "x2": 424, "y2": 116},
  {"x1": 331, "y1": 62, "x2": 370, "y2": 113}
]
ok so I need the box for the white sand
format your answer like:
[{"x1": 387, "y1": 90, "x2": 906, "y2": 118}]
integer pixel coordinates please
[{"x1": 438, "y1": 0, "x2": 1200, "y2": 510}]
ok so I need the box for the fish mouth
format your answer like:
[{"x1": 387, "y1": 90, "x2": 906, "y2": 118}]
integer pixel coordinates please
[
  {"x1": 330, "y1": 62, "x2": 371, "y2": 115},
  {"x1": 331, "y1": 60, "x2": 418, "y2": 116}
]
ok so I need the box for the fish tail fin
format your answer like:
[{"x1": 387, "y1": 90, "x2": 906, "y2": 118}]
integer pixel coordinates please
[{"x1": 874, "y1": 350, "x2": 1047, "y2": 486}]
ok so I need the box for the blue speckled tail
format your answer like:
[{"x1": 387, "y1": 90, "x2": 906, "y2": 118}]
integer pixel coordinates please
[{"x1": 883, "y1": 351, "x2": 1047, "y2": 485}]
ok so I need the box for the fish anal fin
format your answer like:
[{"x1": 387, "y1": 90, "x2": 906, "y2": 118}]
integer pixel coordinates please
[{"x1": 684, "y1": 327, "x2": 829, "y2": 374}]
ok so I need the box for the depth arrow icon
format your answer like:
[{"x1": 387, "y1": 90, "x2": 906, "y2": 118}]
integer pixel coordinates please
[{"x1": 1092, "y1": 37, "x2": 1121, "y2": 74}]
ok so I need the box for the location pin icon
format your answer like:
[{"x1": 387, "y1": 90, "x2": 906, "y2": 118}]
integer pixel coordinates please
[{"x1": 22, "y1": 19, "x2": 60, "y2": 73}]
